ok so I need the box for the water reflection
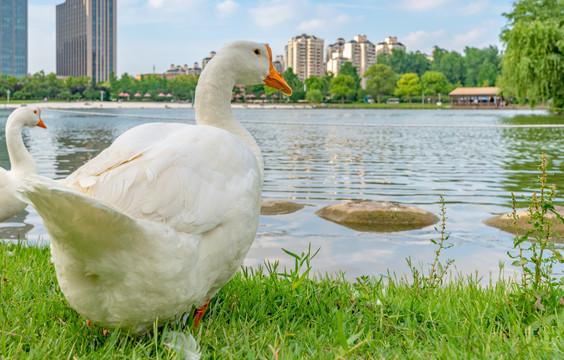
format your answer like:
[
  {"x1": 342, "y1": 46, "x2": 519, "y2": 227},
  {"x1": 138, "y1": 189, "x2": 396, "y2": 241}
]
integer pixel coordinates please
[{"x1": 1, "y1": 108, "x2": 562, "y2": 280}]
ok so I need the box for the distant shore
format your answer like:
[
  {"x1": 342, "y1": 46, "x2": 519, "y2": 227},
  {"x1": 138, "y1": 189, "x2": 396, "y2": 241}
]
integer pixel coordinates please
[
  {"x1": 0, "y1": 100, "x2": 541, "y2": 111},
  {"x1": 1, "y1": 101, "x2": 313, "y2": 110}
]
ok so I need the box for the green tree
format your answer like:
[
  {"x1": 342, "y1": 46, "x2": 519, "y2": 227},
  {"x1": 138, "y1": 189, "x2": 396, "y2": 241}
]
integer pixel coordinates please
[
  {"x1": 282, "y1": 68, "x2": 305, "y2": 102},
  {"x1": 377, "y1": 49, "x2": 430, "y2": 77},
  {"x1": 66, "y1": 76, "x2": 90, "y2": 99},
  {"x1": 305, "y1": 74, "x2": 332, "y2": 100},
  {"x1": 463, "y1": 46, "x2": 501, "y2": 86},
  {"x1": 500, "y1": 0, "x2": 564, "y2": 112},
  {"x1": 330, "y1": 74, "x2": 356, "y2": 103},
  {"x1": 420, "y1": 71, "x2": 452, "y2": 102},
  {"x1": 305, "y1": 76, "x2": 323, "y2": 91},
  {"x1": 168, "y1": 75, "x2": 197, "y2": 100},
  {"x1": 395, "y1": 73, "x2": 420, "y2": 103},
  {"x1": 431, "y1": 48, "x2": 465, "y2": 85},
  {"x1": 363, "y1": 64, "x2": 396, "y2": 103},
  {"x1": 305, "y1": 76, "x2": 327, "y2": 103},
  {"x1": 306, "y1": 88, "x2": 323, "y2": 104},
  {"x1": 337, "y1": 63, "x2": 360, "y2": 101}
]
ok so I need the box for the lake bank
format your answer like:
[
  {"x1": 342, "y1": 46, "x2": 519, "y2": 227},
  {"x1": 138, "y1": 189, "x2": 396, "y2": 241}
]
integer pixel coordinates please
[{"x1": 0, "y1": 100, "x2": 542, "y2": 111}]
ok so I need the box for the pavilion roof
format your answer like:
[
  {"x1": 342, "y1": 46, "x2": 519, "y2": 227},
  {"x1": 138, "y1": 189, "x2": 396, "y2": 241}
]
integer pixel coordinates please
[{"x1": 449, "y1": 87, "x2": 501, "y2": 96}]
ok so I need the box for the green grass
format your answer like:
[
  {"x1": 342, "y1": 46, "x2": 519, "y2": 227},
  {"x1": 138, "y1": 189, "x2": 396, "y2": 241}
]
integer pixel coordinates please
[{"x1": 1, "y1": 241, "x2": 563, "y2": 359}]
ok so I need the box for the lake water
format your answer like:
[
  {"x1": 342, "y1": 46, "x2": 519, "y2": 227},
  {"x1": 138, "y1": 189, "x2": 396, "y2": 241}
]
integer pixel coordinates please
[{"x1": 1, "y1": 107, "x2": 564, "y2": 280}]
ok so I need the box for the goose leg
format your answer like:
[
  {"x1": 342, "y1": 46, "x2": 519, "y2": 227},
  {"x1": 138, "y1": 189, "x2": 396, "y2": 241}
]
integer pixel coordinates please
[{"x1": 193, "y1": 298, "x2": 210, "y2": 329}]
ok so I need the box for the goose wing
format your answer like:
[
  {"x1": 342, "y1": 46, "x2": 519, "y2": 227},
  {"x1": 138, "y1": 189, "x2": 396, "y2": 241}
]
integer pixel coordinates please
[{"x1": 62, "y1": 122, "x2": 262, "y2": 235}]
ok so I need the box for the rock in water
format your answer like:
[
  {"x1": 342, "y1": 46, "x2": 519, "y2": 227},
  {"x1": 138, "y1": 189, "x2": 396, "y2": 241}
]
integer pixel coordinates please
[
  {"x1": 315, "y1": 200, "x2": 439, "y2": 232},
  {"x1": 261, "y1": 200, "x2": 305, "y2": 215},
  {"x1": 483, "y1": 205, "x2": 564, "y2": 241}
]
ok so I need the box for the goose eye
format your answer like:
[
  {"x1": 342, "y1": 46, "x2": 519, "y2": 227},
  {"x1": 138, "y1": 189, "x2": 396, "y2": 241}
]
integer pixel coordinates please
[
  {"x1": 33, "y1": 110, "x2": 37, "y2": 114},
  {"x1": 253, "y1": 48, "x2": 261, "y2": 56}
]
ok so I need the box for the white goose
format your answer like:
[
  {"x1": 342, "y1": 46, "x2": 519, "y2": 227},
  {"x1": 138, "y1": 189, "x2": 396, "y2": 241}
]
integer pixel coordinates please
[
  {"x1": 0, "y1": 106, "x2": 46, "y2": 222},
  {"x1": 18, "y1": 40, "x2": 292, "y2": 333}
]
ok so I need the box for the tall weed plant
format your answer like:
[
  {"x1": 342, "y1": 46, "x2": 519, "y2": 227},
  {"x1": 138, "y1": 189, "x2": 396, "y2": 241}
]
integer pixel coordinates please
[
  {"x1": 407, "y1": 196, "x2": 454, "y2": 290},
  {"x1": 508, "y1": 153, "x2": 564, "y2": 312}
]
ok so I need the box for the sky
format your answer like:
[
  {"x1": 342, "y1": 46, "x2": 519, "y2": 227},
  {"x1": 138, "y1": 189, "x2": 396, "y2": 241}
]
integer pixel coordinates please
[{"x1": 28, "y1": 0, "x2": 514, "y2": 77}]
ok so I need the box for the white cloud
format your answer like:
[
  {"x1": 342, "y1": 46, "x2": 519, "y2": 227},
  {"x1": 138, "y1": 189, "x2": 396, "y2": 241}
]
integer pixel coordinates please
[
  {"x1": 248, "y1": 0, "x2": 302, "y2": 27},
  {"x1": 297, "y1": 13, "x2": 351, "y2": 32},
  {"x1": 335, "y1": 14, "x2": 351, "y2": 24},
  {"x1": 216, "y1": 0, "x2": 239, "y2": 18},
  {"x1": 451, "y1": 20, "x2": 497, "y2": 49},
  {"x1": 399, "y1": 0, "x2": 451, "y2": 11},
  {"x1": 118, "y1": 0, "x2": 209, "y2": 25},
  {"x1": 148, "y1": 0, "x2": 165, "y2": 8},
  {"x1": 146, "y1": 0, "x2": 204, "y2": 13},
  {"x1": 402, "y1": 29, "x2": 446, "y2": 53},
  {"x1": 297, "y1": 19, "x2": 326, "y2": 32},
  {"x1": 458, "y1": 0, "x2": 490, "y2": 15}
]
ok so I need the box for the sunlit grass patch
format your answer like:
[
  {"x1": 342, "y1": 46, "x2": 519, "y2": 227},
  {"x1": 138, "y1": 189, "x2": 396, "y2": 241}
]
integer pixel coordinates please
[{"x1": 1, "y1": 241, "x2": 563, "y2": 359}]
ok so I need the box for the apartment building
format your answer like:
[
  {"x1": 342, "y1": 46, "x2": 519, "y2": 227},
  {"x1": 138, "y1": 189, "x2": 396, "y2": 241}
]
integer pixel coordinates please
[
  {"x1": 285, "y1": 34, "x2": 324, "y2": 81},
  {"x1": 201, "y1": 51, "x2": 216, "y2": 70},
  {"x1": 326, "y1": 38, "x2": 347, "y2": 75},
  {"x1": 56, "y1": 0, "x2": 116, "y2": 83},
  {"x1": 0, "y1": 0, "x2": 27, "y2": 77},
  {"x1": 326, "y1": 35, "x2": 375, "y2": 87},
  {"x1": 327, "y1": 35, "x2": 375, "y2": 76},
  {"x1": 273, "y1": 55, "x2": 284, "y2": 73},
  {"x1": 375, "y1": 36, "x2": 406, "y2": 56}
]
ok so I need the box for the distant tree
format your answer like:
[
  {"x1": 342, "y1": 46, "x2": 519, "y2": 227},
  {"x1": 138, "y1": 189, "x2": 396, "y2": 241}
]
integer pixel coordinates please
[
  {"x1": 431, "y1": 48, "x2": 465, "y2": 85},
  {"x1": 138, "y1": 74, "x2": 167, "y2": 98},
  {"x1": 338, "y1": 63, "x2": 360, "y2": 101},
  {"x1": 305, "y1": 76, "x2": 323, "y2": 91},
  {"x1": 377, "y1": 49, "x2": 430, "y2": 77},
  {"x1": 500, "y1": 0, "x2": 564, "y2": 111},
  {"x1": 282, "y1": 68, "x2": 305, "y2": 101},
  {"x1": 66, "y1": 76, "x2": 90, "y2": 98},
  {"x1": 364, "y1": 64, "x2": 396, "y2": 103},
  {"x1": 395, "y1": 73, "x2": 420, "y2": 103},
  {"x1": 306, "y1": 88, "x2": 323, "y2": 104},
  {"x1": 420, "y1": 71, "x2": 452, "y2": 102},
  {"x1": 463, "y1": 46, "x2": 501, "y2": 86},
  {"x1": 330, "y1": 74, "x2": 356, "y2": 103},
  {"x1": 339, "y1": 62, "x2": 360, "y2": 84},
  {"x1": 305, "y1": 76, "x2": 325, "y2": 102},
  {"x1": 168, "y1": 75, "x2": 197, "y2": 100},
  {"x1": 83, "y1": 86, "x2": 100, "y2": 100}
]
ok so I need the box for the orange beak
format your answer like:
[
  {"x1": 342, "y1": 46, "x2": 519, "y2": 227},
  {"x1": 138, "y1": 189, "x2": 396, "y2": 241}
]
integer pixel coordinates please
[
  {"x1": 36, "y1": 108, "x2": 46, "y2": 129},
  {"x1": 37, "y1": 118, "x2": 47, "y2": 129},
  {"x1": 263, "y1": 45, "x2": 292, "y2": 96}
]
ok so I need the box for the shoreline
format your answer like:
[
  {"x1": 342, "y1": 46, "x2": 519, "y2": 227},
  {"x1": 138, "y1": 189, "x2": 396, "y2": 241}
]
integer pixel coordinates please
[{"x1": 0, "y1": 100, "x2": 541, "y2": 111}]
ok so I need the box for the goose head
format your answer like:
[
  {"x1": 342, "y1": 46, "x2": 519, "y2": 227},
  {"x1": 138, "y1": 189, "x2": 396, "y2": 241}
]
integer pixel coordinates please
[
  {"x1": 210, "y1": 40, "x2": 292, "y2": 96},
  {"x1": 8, "y1": 106, "x2": 47, "y2": 129}
]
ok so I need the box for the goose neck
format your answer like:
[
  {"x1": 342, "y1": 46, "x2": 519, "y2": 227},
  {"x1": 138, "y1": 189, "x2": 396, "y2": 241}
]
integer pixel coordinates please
[
  {"x1": 5, "y1": 117, "x2": 37, "y2": 175},
  {"x1": 194, "y1": 62, "x2": 264, "y2": 176}
]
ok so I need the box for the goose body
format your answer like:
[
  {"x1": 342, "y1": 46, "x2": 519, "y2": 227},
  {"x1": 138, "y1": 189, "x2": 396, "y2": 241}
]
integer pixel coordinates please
[
  {"x1": 0, "y1": 107, "x2": 46, "y2": 222},
  {"x1": 18, "y1": 40, "x2": 292, "y2": 333}
]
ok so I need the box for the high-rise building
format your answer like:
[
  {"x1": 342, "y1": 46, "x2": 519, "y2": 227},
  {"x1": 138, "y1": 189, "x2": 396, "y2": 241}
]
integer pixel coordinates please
[
  {"x1": 285, "y1": 34, "x2": 324, "y2": 81},
  {"x1": 375, "y1": 36, "x2": 406, "y2": 57},
  {"x1": 327, "y1": 35, "x2": 375, "y2": 75},
  {"x1": 326, "y1": 35, "x2": 375, "y2": 88},
  {"x1": 56, "y1": 0, "x2": 116, "y2": 83},
  {"x1": 326, "y1": 37, "x2": 346, "y2": 75},
  {"x1": 0, "y1": 0, "x2": 27, "y2": 77}
]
